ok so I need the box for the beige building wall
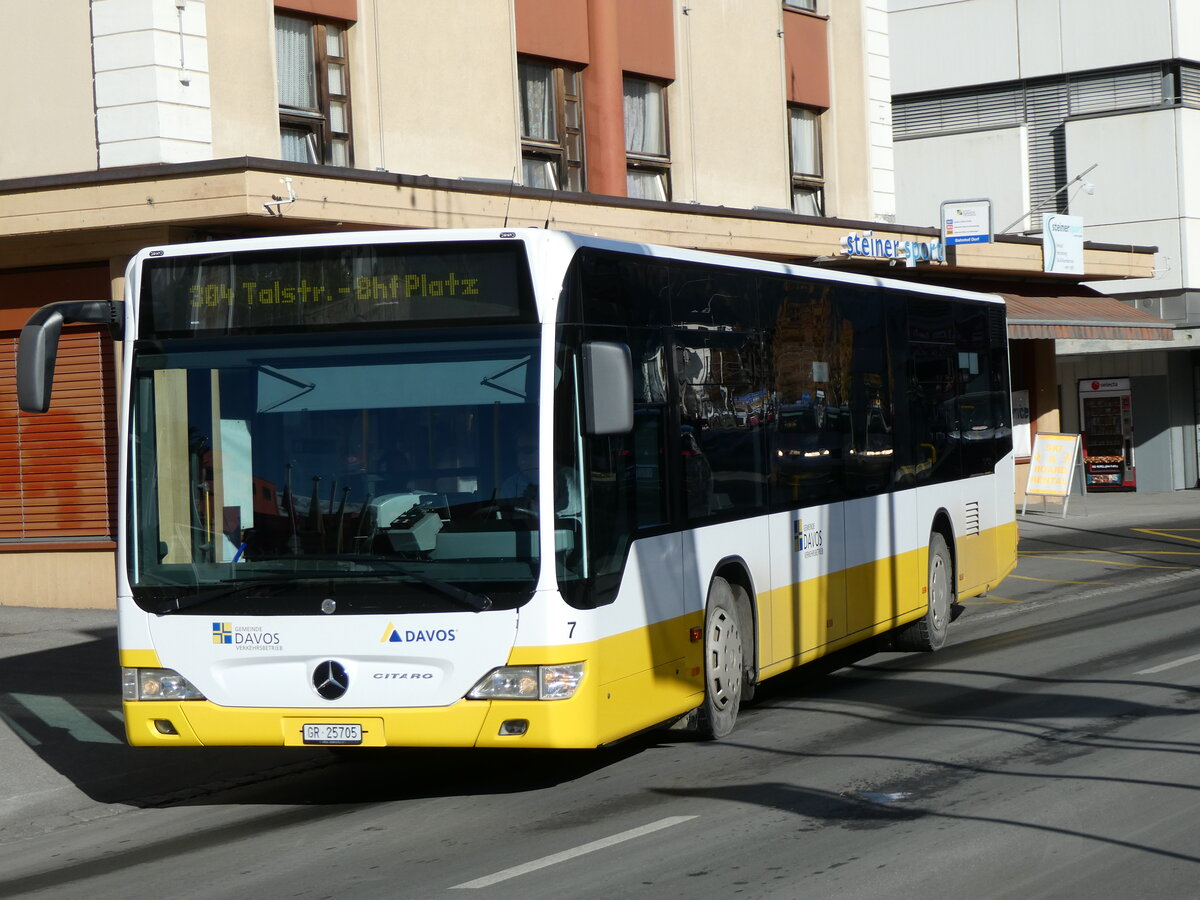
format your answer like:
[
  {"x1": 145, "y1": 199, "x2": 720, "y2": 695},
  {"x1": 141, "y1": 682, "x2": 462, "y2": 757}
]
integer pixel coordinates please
[
  {"x1": 825, "y1": 0, "x2": 877, "y2": 222},
  {"x1": 672, "y1": 1, "x2": 791, "y2": 210},
  {"x1": 1, "y1": 553, "x2": 116, "y2": 610},
  {"x1": 209, "y1": 0, "x2": 279, "y2": 159},
  {"x1": 2, "y1": 0, "x2": 888, "y2": 218},
  {"x1": 2, "y1": 0, "x2": 98, "y2": 178},
  {"x1": 355, "y1": 0, "x2": 521, "y2": 180}
]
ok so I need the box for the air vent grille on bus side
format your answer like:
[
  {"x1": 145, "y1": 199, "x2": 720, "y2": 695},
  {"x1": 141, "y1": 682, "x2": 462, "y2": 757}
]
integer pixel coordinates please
[{"x1": 965, "y1": 501, "x2": 981, "y2": 536}]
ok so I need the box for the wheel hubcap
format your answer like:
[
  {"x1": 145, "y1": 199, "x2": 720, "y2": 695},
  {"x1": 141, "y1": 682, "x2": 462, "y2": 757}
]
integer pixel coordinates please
[
  {"x1": 708, "y1": 608, "x2": 742, "y2": 711},
  {"x1": 930, "y1": 554, "x2": 947, "y2": 628}
]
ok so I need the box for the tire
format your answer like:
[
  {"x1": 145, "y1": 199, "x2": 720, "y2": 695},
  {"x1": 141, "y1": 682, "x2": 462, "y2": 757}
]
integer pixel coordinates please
[
  {"x1": 697, "y1": 576, "x2": 744, "y2": 739},
  {"x1": 893, "y1": 531, "x2": 953, "y2": 652}
]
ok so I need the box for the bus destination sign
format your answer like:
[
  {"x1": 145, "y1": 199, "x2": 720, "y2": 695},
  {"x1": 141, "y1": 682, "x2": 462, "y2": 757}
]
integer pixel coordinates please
[{"x1": 143, "y1": 242, "x2": 532, "y2": 336}]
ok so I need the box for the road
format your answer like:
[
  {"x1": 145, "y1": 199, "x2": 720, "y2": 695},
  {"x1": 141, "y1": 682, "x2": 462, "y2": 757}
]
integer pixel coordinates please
[{"x1": 1, "y1": 509, "x2": 1199, "y2": 899}]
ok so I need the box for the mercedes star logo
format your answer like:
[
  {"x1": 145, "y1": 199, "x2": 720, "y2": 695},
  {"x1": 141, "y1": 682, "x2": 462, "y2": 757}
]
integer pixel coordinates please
[{"x1": 313, "y1": 660, "x2": 349, "y2": 700}]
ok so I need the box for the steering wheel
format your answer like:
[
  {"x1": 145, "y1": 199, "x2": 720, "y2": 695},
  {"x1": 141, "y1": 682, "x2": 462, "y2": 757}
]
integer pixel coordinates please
[{"x1": 471, "y1": 499, "x2": 538, "y2": 521}]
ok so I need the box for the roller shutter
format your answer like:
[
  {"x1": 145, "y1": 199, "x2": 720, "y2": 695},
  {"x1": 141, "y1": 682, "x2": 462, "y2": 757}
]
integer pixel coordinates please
[{"x1": 0, "y1": 328, "x2": 118, "y2": 543}]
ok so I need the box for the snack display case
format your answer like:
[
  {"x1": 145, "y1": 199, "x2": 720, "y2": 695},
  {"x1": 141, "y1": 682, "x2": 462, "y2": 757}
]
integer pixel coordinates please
[{"x1": 1078, "y1": 378, "x2": 1135, "y2": 491}]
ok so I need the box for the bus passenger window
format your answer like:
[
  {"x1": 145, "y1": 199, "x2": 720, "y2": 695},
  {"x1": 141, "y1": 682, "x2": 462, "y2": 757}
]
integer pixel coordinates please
[{"x1": 631, "y1": 411, "x2": 668, "y2": 527}]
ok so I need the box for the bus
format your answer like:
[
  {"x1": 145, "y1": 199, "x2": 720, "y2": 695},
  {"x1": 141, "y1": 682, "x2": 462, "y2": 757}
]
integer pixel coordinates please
[{"x1": 17, "y1": 229, "x2": 1017, "y2": 748}]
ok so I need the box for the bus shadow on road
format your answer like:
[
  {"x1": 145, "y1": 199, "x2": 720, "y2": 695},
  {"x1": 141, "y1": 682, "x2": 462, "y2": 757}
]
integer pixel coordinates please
[{"x1": 0, "y1": 626, "x2": 646, "y2": 813}]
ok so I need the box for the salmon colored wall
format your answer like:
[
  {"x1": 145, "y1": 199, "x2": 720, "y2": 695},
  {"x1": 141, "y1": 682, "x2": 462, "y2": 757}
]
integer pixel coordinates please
[
  {"x1": 516, "y1": 0, "x2": 675, "y2": 77},
  {"x1": 582, "y1": 0, "x2": 626, "y2": 195},
  {"x1": 617, "y1": 0, "x2": 674, "y2": 80},
  {"x1": 515, "y1": 0, "x2": 590, "y2": 64},
  {"x1": 783, "y1": 8, "x2": 829, "y2": 108},
  {"x1": 274, "y1": 0, "x2": 358, "y2": 21}
]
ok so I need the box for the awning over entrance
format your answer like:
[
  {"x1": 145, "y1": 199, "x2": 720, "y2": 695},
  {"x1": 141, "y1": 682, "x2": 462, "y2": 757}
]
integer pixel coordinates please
[{"x1": 1000, "y1": 292, "x2": 1174, "y2": 341}]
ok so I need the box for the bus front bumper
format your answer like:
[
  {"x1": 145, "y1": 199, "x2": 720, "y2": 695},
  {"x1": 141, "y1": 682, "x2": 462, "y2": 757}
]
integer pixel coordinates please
[{"x1": 122, "y1": 695, "x2": 608, "y2": 749}]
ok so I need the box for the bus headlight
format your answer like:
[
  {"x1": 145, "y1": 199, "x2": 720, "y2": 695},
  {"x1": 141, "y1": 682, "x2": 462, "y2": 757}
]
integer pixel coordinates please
[
  {"x1": 467, "y1": 662, "x2": 584, "y2": 701},
  {"x1": 122, "y1": 667, "x2": 205, "y2": 701}
]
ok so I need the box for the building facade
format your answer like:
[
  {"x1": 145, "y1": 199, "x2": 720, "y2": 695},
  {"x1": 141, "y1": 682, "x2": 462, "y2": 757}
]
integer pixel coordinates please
[
  {"x1": 890, "y1": 0, "x2": 1195, "y2": 493},
  {"x1": 1, "y1": 0, "x2": 1155, "y2": 607}
]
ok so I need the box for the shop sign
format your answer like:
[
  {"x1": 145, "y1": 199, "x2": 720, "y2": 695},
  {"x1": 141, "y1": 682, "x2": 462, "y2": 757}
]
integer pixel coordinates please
[
  {"x1": 1080, "y1": 377, "x2": 1130, "y2": 393},
  {"x1": 1043, "y1": 214, "x2": 1084, "y2": 275},
  {"x1": 838, "y1": 231, "x2": 945, "y2": 266}
]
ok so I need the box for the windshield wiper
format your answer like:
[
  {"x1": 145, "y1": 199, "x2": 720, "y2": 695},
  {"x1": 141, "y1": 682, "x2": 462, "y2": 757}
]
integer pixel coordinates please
[
  {"x1": 156, "y1": 575, "x2": 311, "y2": 615},
  {"x1": 298, "y1": 555, "x2": 494, "y2": 612},
  {"x1": 391, "y1": 567, "x2": 493, "y2": 612},
  {"x1": 186, "y1": 555, "x2": 494, "y2": 614}
]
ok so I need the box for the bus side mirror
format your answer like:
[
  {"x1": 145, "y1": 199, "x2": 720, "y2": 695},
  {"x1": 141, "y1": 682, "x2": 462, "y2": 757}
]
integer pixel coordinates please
[
  {"x1": 17, "y1": 300, "x2": 124, "y2": 413},
  {"x1": 581, "y1": 341, "x2": 633, "y2": 436}
]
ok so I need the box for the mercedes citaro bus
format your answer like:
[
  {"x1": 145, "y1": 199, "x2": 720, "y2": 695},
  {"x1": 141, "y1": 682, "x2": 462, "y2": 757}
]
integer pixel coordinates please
[{"x1": 17, "y1": 229, "x2": 1016, "y2": 748}]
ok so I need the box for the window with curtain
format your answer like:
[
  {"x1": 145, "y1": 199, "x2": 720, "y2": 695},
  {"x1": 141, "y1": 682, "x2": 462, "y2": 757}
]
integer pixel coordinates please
[
  {"x1": 276, "y1": 13, "x2": 352, "y2": 167},
  {"x1": 623, "y1": 77, "x2": 670, "y2": 201},
  {"x1": 789, "y1": 106, "x2": 824, "y2": 216},
  {"x1": 518, "y1": 57, "x2": 584, "y2": 191}
]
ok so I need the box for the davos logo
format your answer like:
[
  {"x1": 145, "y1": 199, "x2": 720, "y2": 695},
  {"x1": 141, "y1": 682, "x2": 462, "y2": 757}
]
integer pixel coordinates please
[
  {"x1": 213, "y1": 622, "x2": 282, "y2": 648},
  {"x1": 793, "y1": 519, "x2": 825, "y2": 558},
  {"x1": 380, "y1": 622, "x2": 457, "y2": 644}
]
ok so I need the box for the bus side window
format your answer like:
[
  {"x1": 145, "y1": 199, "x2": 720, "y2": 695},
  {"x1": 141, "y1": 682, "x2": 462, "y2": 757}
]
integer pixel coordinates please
[
  {"x1": 839, "y1": 286, "x2": 895, "y2": 498},
  {"x1": 632, "y1": 408, "x2": 669, "y2": 528},
  {"x1": 908, "y1": 297, "x2": 961, "y2": 485},
  {"x1": 761, "y1": 275, "x2": 843, "y2": 509}
]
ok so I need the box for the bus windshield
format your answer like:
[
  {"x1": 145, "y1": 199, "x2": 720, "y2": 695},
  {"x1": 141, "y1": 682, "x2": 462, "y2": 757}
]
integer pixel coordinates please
[{"x1": 128, "y1": 327, "x2": 544, "y2": 615}]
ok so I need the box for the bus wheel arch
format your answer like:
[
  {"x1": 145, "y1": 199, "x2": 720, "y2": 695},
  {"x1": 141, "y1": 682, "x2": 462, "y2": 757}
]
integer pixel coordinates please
[{"x1": 893, "y1": 514, "x2": 956, "y2": 652}]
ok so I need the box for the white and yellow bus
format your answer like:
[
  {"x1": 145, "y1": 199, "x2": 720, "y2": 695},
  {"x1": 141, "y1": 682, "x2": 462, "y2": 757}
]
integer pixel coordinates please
[{"x1": 17, "y1": 229, "x2": 1016, "y2": 748}]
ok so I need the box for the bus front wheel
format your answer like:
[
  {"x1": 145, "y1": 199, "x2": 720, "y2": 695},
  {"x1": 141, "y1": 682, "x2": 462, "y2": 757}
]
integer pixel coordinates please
[
  {"x1": 894, "y1": 532, "x2": 953, "y2": 652},
  {"x1": 698, "y1": 576, "x2": 744, "y2": 739}
]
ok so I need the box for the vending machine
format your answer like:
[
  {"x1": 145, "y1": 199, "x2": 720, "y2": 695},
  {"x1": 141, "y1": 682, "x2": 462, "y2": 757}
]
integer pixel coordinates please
[{"x1": 1078, "y1": 378, "x2": 1135, "y2": 491}]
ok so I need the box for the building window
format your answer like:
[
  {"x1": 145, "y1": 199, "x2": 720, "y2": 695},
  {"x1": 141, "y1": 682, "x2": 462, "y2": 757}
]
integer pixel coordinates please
[
  {"x1": 789, "y1": 106, "x2": 824, "y2": 215},
  {"x1": 276, "y1": 13, "x2": 352, "y2": 167},
  {"x1": 518, "y1": 57, "x2": 585, "y2": 191},
  {"x1": 624, "y1": 77, "x2": 670, "y2": 201},
  {"x1": 784, "y1": 0, "x2": 818, "y2": 11}
]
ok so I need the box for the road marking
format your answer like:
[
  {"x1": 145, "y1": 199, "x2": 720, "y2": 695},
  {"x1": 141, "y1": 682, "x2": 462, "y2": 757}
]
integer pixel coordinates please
[
  {"x1": 1022, "y1": 556, "x2": 1186, "y2": 569},
  {"x1": 450, "y1": 816, "x2": 698, "y2": 889},
  {"x1": 1020, "y1": 549, "x2": 1107, "y2": 555},
  {"x1": 1022, "y1": 549, "x2": 1200, "y2": 557},
  {"x1": 1134, "y1": 652, "x2": 1200, "y2": 676},
  {"x1": 9, "y1": 694, "x2": 122, "y2": 744},
  {"x1": 1133, "y1": 528, "x2": 1200, "y2": 545},
  {"x1": 0, "y1": 710, "x2": 42, "y2": 747},
  {"x1": 1008, "y1": 574, "x2": 1112, "y2": 585}
]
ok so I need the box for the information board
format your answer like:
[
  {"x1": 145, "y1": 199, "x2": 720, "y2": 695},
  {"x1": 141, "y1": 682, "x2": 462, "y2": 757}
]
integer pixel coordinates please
[
  {"x1": 940, "y1": 199, "x2": 993, "y2": 246},
  {"x1": 1025, "y1": 432, "x2": 1081, "y2": 496}
]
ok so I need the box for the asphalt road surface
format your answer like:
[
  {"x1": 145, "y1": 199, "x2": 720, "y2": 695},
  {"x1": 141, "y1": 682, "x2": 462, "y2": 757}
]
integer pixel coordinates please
[{"x1": 1, "y1": 507, "x2": 1198, "y2": 898}]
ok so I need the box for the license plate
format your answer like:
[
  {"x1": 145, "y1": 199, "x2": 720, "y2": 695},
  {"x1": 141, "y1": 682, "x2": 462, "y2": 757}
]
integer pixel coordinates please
[{"x1": 302, "y1": 723, "x2": 362, "y2": 745}]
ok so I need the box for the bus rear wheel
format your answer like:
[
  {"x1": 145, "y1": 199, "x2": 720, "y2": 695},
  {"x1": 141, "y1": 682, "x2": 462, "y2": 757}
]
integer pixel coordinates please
[
  {"x1": 698, "y1": 576, "x2": 744, "y2": 739},
  {"x1": 894, "y1": 532, "x2": 953, "y2": 652}
]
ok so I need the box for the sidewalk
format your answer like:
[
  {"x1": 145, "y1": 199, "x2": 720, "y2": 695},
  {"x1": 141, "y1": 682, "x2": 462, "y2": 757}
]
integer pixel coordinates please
[{"x1": 1017, "y1": 487, "x2": 1200, "y2": 532}]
